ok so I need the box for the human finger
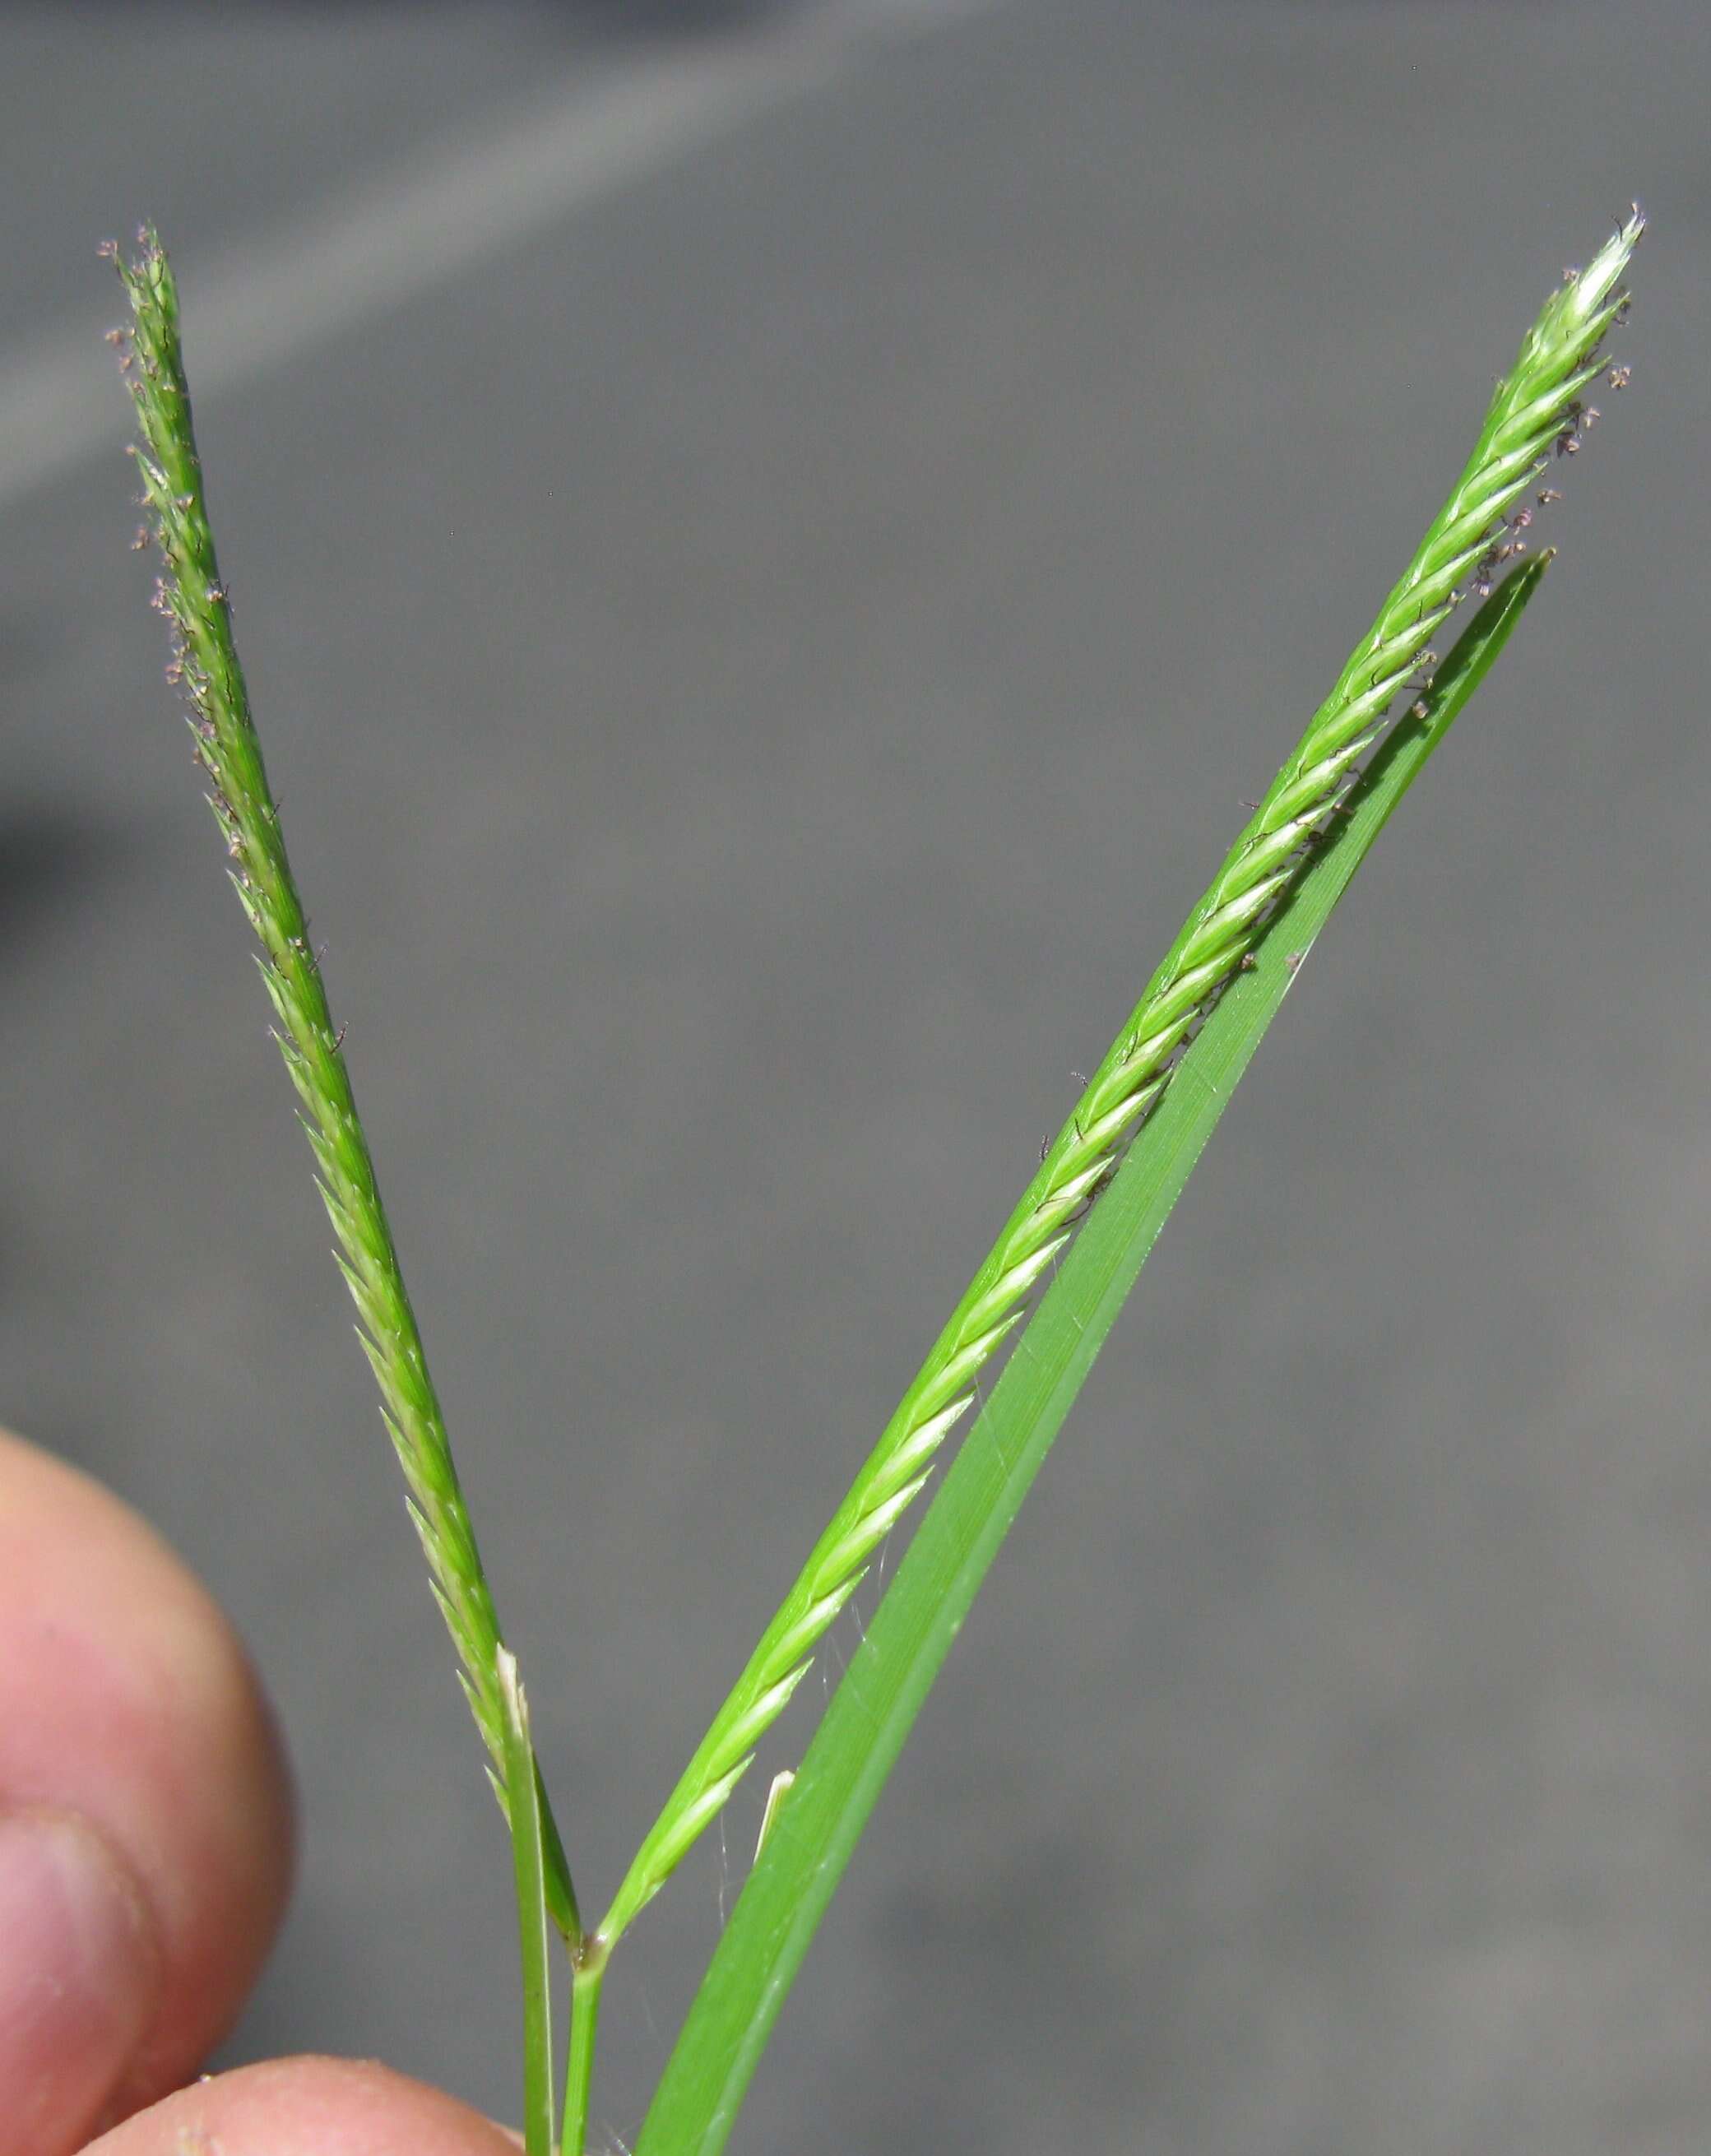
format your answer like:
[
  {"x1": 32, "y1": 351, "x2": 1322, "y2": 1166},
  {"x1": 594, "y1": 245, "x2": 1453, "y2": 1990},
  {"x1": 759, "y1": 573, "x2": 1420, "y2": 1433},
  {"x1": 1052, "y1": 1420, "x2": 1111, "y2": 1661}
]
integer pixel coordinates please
[
  {"x1": 84, "y1": 2056, "x2": 522, "y2": 2155},
  {"x1": 0, "y1": 1428, "x2": 294, "y2": 2151}
]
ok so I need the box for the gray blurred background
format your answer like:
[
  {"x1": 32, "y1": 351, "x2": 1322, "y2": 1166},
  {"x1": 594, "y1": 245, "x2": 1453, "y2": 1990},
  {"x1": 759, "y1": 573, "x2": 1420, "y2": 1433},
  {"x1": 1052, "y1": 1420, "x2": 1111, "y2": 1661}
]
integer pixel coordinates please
[{"x1": 4, "y1": 4, "x2": 1707, "y2": 2151}]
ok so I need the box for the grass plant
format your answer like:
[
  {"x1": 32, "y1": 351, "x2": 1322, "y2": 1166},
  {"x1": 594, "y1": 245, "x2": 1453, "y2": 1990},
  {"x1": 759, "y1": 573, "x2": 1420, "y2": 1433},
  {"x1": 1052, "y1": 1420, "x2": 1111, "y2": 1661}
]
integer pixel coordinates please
[{"x1": 110, "y1": 206, "x2": 1640, "y2": 2154}]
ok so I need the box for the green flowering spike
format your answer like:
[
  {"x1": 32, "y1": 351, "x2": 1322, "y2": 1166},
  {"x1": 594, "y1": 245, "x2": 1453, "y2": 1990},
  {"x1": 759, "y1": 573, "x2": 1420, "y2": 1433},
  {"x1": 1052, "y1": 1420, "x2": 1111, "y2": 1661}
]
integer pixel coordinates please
[
  {"x1": 599, "y1": 207, "x2": 1643, "y2": 1952},
  {"x1": 109, "y1": 226, "x2": 581, "y2": 1948}
]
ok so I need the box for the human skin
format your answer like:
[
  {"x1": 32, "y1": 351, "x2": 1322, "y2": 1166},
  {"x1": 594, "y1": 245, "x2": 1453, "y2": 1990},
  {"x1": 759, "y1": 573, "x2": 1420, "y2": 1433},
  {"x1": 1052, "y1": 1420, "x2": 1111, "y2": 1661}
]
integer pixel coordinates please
[{"x1": 0, "y1": 1426, "x2": 517, "y2": 2154}]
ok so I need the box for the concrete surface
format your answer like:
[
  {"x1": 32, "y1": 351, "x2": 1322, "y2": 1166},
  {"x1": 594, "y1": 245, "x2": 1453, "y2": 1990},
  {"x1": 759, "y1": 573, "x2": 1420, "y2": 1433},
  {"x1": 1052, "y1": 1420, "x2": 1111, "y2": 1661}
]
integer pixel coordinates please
[{"x1": 3, "y1": 3, "x2": 1708, "y2": 2151}]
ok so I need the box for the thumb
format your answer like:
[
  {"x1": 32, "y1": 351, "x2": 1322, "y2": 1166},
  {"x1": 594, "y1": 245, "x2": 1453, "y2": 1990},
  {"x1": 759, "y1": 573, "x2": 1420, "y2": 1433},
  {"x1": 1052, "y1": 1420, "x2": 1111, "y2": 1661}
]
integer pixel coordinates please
[
  {"x1": 85, "y1": 2056, "x2": 522, "y2": 2154},
  {"x1": 0, "y1": 1429, "x2": 291, "y2": 2149}
]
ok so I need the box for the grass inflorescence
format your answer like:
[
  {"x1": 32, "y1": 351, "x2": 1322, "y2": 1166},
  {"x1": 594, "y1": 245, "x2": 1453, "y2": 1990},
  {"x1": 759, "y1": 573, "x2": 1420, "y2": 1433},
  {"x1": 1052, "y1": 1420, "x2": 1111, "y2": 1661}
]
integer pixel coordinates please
[
  {"x1": 107, "y1": 225, "x2": 582, "y2": 1947},
  {"x1": 114, "y1": 202, "x2": 1640, "y2": 2156},
  {"x1": 596, "y1": 204, "x2": 1644, "y2": 1953}
]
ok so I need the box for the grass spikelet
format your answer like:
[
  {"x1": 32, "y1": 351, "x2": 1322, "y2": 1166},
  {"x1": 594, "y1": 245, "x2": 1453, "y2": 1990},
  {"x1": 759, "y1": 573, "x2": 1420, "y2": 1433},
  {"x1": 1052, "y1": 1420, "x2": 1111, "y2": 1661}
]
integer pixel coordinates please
[
  {"x1": 109, "y1": 225, "x2": 581, "y2": 1945},
  {"x1": 598, "y1": 207, "x2": 1644, "y2": 1949}
]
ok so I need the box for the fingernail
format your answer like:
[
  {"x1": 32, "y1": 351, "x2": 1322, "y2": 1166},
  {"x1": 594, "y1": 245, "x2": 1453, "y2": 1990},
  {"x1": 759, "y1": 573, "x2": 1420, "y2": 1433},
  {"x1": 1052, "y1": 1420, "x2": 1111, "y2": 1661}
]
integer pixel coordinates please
[{"x1": 0, "y1": 1808, "x2": 156, "y2": 2156}]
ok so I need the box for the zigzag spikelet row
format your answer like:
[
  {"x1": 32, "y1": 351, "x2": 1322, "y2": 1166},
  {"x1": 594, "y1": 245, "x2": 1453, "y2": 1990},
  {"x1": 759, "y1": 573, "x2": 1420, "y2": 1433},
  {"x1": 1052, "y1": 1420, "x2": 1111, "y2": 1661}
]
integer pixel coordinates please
[
  {"x1": 109, "y1": 228, "x2": 581, "y2": 1944},
  {"x1": 599, "y1": 206, "x2": 1643, "y2": 1949}
]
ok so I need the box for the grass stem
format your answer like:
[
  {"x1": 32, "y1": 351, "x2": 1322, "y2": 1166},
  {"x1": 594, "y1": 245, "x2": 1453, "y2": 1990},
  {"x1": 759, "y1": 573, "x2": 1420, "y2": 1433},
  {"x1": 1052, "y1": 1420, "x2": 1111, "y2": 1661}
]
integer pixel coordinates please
[
  {"x1": 562, "y1": 1964, "x2": 605, "y2": 2156},
  {"x1": 499, "y1": 1651, "x2": 558, "y2": 2156}
]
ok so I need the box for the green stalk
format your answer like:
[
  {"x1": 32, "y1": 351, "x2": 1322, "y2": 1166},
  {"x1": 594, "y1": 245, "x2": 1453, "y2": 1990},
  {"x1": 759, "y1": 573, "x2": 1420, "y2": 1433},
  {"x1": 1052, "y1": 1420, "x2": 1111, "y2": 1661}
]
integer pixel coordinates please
[
  {"x1": 562, "y1": 1964, "x2": 605, "y2": 2156},
  {"x1": 109, "y1": 226, "x2": 582, "y2": 1946},
  {"x1": 635, "y1": 555, "x2": 1562, "y2": 2156},
  {"x1": 499, "y1": 1652, "x2": 557, "y2": 2156},
  {"x1": 600, "y1": 208, "x2": 1643, "y2": 1952}
]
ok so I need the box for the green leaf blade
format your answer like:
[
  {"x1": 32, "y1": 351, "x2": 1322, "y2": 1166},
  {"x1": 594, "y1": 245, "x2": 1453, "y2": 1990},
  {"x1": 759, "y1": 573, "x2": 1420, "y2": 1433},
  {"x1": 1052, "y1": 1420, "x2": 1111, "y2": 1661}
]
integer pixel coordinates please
[{"x1": 634, "y1": 559, "x2": 1556, "y2": 2156}]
